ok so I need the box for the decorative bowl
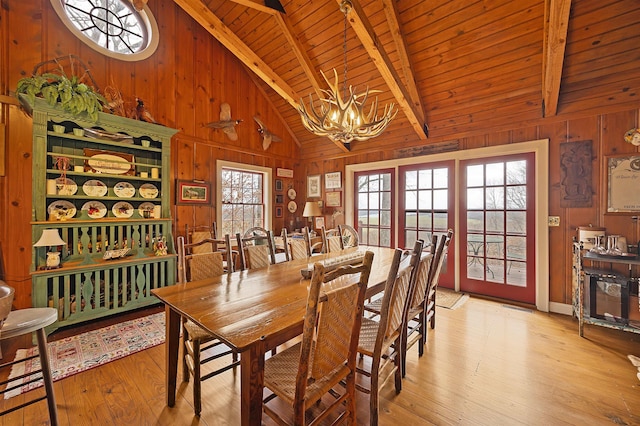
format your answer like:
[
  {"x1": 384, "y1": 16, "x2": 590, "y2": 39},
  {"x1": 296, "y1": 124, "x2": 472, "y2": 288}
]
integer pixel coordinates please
[{"x1": 0, "y1": 283, "x2": 15, "y2": 329}]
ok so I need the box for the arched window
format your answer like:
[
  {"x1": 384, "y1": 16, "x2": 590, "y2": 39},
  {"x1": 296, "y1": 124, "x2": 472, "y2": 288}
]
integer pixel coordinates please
[{"x1": 50, "y1": 0, "x2": 159, "y2": 61}]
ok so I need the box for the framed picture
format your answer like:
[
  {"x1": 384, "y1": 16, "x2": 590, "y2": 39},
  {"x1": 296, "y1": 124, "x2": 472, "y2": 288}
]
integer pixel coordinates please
[
  {"x1": 275, "y1": 206, "x2": 283, "y2": 218},
  {"x1": 314, "y1": 216, "x2": 325, "y2": 230},
  {"x1": 607, "y1": 155, "x2": 640, "y2": 213},
  {"x1": 325, "y1": 171, "x2": 342, "y2": 189},
  {"x1": 275, "y1": 194, "x2": 284, "y2": 204},
  {"x1": 84, "y1": 148, "x2": 135, "y2": 175},
  {"x1": 307, "y1": 175, "x2": 321, "y2": 197},
  {"x1": 177, "y1": 180, "x2": 211, "y2": 204},
  {"x1": 326, "y1": 191, "x2": 342, "y2": 207},
  {"x1": 275, "y1": 179, "x2": 283, "y2": 192}
]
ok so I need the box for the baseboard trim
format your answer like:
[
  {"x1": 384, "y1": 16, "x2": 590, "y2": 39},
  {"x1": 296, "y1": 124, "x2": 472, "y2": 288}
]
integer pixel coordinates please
[{"x1": 549, "y1": 302, "x2": 573, "y2": 316}]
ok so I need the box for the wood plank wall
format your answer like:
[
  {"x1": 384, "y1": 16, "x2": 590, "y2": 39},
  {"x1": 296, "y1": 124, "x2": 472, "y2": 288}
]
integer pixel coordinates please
[{"x1": 0, "y1": 1, "x2": 301, "y2": 308}]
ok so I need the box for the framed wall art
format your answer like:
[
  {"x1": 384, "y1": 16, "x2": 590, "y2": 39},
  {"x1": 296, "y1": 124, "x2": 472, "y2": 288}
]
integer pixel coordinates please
[
  {"x1": 307, "y1": 175, "x2": 321, "y2": 197},
  {"x1": 275, "y1": 179, "x2": 283, "y2": 192},
  {"x1": 275, "y1": 206, "x2": 283, "y2": 218},
  {"x1": 177, "y1": 180, "x2": 211, "y2": 204},
  {"x1": 275, "y1": 194, "x2": 284, "y2": 204},
  {"x1": 607, "y1": 154, "x2": 640, "y2": 213},
  {"x1": 325, "y1": 190, "x2": 342, "y2": 207},
  {"x1": 325, "y1": 171, "x2": 342, "y2": 189},
  {"x1": 314, "y1": 216, "x2": 325, "y2": 230}
]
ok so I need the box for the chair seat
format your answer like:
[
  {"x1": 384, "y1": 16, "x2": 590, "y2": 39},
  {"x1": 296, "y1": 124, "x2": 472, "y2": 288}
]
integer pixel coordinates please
[
  {"x1": 264, "y1": 342, "x2": 351, "y2": 407},
  {"x1": 0, "y1": 308, "x2": 57, "y2": 340},
  {"x1": 183, "y1": 319, "x2": 215, "y2": 341},
  {"x1": 364, "y1": 298, "x2": 382, "y2": 314}
]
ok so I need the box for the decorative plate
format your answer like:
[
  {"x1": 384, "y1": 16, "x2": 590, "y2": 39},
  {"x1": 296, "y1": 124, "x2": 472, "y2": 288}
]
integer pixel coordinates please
[
  {"x1": 139, "y1": 183, "x2": 159, "y2": 199},
  {"x1": 114, "y1": 181, "x2": 136, "y2": 198},
  {"x1": 288, "y1": 200, "x2": 297, "y2": 213},
  {"x1": 288, "y1": 188, "x2": 296, "y2": 200},
  {"x1": 624, "y1": 128, "x2": 640, "y2": 146},
  {"x1": 112, "y1": 201, "x2": 134, "y2": 218},
  {"x1": 81, "y1": 201, "x2": 107, "y2": 219},
  {"x1": 82, "y1": 179, "x2": 108, "y2": 197},
  {"x1": 55, "y1": 177, "x2": 77, "y2": 196},
  {"x1": 138, "y1": 202, "x2": 156, "y2": 217},
  {"x1": 47, "y1": 200, "x2": 76, "y2": 220}
]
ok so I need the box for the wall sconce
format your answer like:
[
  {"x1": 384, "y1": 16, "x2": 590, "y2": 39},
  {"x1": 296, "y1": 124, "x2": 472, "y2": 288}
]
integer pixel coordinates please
[{"x1": 33, "y1": 229, "x2": 66, "y2": 269}]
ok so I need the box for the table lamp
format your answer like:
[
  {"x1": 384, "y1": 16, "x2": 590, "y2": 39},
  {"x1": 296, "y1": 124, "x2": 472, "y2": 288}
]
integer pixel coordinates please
[
  {"x1": 33, "y1": 229, "x2": 66, "y2": 269},
  {"x1": 302, "y1": 201, "x2": 322, "y2": 229}
]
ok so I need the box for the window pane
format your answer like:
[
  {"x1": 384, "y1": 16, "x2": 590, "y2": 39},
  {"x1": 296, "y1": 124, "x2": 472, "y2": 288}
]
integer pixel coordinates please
[
  {"x1": 405, "y1": 212, "x2": 417, "y2": 228},
  {"x1": 418, "y1": 170, "x2": 431, "y2": 189},
  {"x1": 382, "y1": 173, "x2": 391, "y2": 191},
  {"x1": 507, "y1": 186, "x2": 526, "y2": 209},
  {"x1": 433, "y1": 168, "x2": 448, "y2": 188},
  {"x1": 358, "y1": 176, "x2": 368, "y2": 191},
  {"x1": 418, "y1": 190, "x2": 432, "y2": 209},
  {"x1": 405, "y1": 191, "x2": 417, "y2": 209},
  {"x1": 358, "y1": 210, "x2": 368, "y2": 226},
  {"x1": 486, "y1": 211, "x2": 504, "y2": 233},
  {"x1": 380, "y1": 229, "x2": 391, "y2": 247},
  {"x1": 369, "y1": 175, "x2": 380, "y2": 192},
  {"x1": 433, "y1": 189, "x2": 448, "y2": 210},
  {"x1": 367, "y1": 228, "x2": 379, "y2": 246},
  {"x1": 467, "y1": 211, "x2": 484, "y2": 232},
  {"x1": 358, "y1": 193, "x2": 368, "y2": 209},
  {"x1": 486, "y1": 162, "x2": 504, "y2": 185},
  {"x1": 418, "y1": 212, "x2": 432, "y2": 229},
  {"x1": 507, "y1": 160, "x2": 527, "y2": 184},
  {"x1": 381, "y1": 210, "x2": 391, "y2": 227},
  {"x1": 486, "y1": 187, "x2": 504, "y2": 209},
  {"x1": 405, "y1": 231, "x2": 417, "y2": 250},
  {"x1": 507, "y1": 211, "x2": 526, "y2": 234},
  {"x1": 434, "y1": 212, "x2": 448, "y2": 231},
  {"x1": 369, "y1": 210, "x2": 380, "y2": 225},
  {"x1": 467, "y1": 165, "x2": 483, "y2": 187},
  {"x1": 381, "y1": 192, "x2": 391, "y2": 209},
  {"x1": 369, "y1": 193, "x2": 380, "y2": 210},
  {"x1": 467, "y1": 188, "x2": 484, "y2": 209},
  {"x1": 405, "y1": 171, "x2": 417, "y2": 190}
]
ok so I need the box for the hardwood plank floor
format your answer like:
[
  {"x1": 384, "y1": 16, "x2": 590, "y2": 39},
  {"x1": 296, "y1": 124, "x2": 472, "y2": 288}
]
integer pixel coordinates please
[{"x1": 1, "y1": 297, "x2": 639, "y2": 425}]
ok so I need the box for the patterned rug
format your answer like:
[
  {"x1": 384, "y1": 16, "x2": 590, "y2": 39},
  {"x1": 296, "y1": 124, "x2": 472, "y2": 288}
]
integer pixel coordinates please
[
  {"x1": 4, "y1": 311, "x2": 165, "y2": 399},
  {"x1": 436, "y1": 288, "x2": 469, "y2": 310}
]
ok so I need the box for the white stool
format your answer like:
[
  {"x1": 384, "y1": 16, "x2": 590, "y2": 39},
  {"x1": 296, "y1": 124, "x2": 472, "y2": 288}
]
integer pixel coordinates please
[{"x1": 0, "y1": 307, "x2": 58, "y2": 425}]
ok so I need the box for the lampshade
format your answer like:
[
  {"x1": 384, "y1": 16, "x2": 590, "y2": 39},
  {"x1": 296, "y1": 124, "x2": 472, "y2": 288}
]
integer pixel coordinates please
[
  {"x1": 33, "y1": 229, "x2": 66, "y2": 247},
  {"x1": 302, "y1": 201, "x2": 322, "y2": 218}
]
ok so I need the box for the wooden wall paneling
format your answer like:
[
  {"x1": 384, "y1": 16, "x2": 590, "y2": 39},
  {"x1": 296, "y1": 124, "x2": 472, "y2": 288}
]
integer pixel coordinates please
[
  {"x1": 486, "y1": 131, "x2": 513, "y2": 146},
  {"x1": 4, "y1": 106, "x2": 34, "y2": 307},
  {"x1": 539, "y1": 120, "x2": 572, "y2": 303},
  {"x1": 512, "y1": 126, "x2": 539, "y2": 144},
  {"x1": 153, "y1": 0, "x2": 178, "y2": 128},
  {"x1": 464, "y1": 135, "x2": 487, "y2": 151},
  {"x1": 172, "y1": 136, "x2": 196, "y2": 239},
  {"x1": 174, "y1": 8, "x2": 198, "y2": 136},
  {"x1": 193, "y1": 23, "x2": 214, "y2": 142}
]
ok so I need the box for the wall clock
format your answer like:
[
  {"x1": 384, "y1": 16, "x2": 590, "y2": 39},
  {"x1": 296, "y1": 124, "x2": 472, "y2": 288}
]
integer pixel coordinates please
[
  {"x1": 288, "y1": 200, "x2": 297, "y2": 213},
  {"x1": 287, "y1": 188, "x2": 297, "y2": 200}
]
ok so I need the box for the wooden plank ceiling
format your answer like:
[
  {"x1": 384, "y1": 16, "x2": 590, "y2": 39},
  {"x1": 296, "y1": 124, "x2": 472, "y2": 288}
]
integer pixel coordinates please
[{"x1": 173, "y1": 0, "x2": 640, "y2": 158}]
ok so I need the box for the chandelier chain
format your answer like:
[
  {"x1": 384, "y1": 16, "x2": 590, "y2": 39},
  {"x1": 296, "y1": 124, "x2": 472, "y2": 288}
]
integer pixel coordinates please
[{"x1": 342, "y1": 5, "x2": 348, "y2": 99}]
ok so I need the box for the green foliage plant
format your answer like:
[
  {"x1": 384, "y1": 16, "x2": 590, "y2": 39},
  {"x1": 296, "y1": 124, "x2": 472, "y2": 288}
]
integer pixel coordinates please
[{"x1": 16, "y1": 72, "x2": 107, "y2": 121}]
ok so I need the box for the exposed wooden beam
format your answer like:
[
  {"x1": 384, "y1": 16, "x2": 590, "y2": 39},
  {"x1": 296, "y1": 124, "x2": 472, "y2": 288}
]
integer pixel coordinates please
[
  {"x1": 228, "y1": 0, "x2": 279, "y2": 15},
  {"x1": 173, "y1": 0, "x2": 299, "y2": 109},
  {"x1": 337, "y1": 0, "x2": 427, "y2": 139},
  {"x1": 542, "y1": 0, "x2": 571, "y2": 117},
  {"x1": 380, "y1": 0, "x2": 426, "y2": 125}
]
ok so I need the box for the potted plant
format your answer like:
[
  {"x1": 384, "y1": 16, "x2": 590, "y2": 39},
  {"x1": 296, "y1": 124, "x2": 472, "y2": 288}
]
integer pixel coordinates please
[{"x1": 16, "y1": 72, "x2": 106, "y2": 121}]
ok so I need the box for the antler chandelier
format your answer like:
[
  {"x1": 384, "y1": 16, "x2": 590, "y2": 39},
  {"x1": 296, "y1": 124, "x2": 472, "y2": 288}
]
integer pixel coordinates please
[{"x1": 297, "y1": 0, "x2": 397, "y2": 147}]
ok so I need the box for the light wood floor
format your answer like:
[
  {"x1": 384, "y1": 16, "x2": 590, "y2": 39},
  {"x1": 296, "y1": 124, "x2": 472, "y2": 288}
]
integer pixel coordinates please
[{"x1": 1, "y1": 296, "x2": 640, "y2": 425}]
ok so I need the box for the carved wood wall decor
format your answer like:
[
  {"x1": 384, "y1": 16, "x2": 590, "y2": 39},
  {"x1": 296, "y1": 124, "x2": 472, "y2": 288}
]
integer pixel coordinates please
[
  {"x1": 560, "y1": 140, "x2": 593, "y2": 208},
  {"x1": 394, "y1": 140, "x2": 460, "y2": 159}
]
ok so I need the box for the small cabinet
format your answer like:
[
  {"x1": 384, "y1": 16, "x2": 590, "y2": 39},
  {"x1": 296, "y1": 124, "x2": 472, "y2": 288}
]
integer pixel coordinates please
[
  {"x1": 25, "y1": 96, "x2": 179, "y2": 334},
  {"x1": 573, "y1": 241, "x2": 640, "y2": 336}
]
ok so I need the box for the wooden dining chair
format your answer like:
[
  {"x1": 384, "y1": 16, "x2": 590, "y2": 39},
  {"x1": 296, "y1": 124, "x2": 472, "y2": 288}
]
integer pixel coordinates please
[
  {"x1": 262, "y1": 251, "x2": 374, "y2": 425},
  {"x1": 236, "y1": 227, "x2": 276, "y2": 270},
  {"x1": 176, "y1": 236, "x2": 239, "y2": 416},
  {"x1": 338, "y1": 224, "x2": 359, "y2": 249},
  {"x1": 303, "y1": 226, "x2": 323, "y2": 257},
  {"x1": 185, "y1": 222, "x2": 218, "y2": 253},
  {"x1": 424, "y1": 229, "x2": 454, "y2": 331},
  {"x1": 273, "y1": 228, "x2": 291, "y2": 263},
  {"x1": 321, "y1": 225, "x2": 344, "y2": 253},
  {"x1": 355, "y1": 248, "x2": 414, "y2": 426}
]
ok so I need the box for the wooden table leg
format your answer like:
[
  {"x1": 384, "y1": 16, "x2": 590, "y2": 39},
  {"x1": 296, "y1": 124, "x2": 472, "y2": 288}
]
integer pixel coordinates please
[
  {"x1": 165, "y1": 306, "x2": 180, "y2": 406},
  {"x1": 240, "y1": 339, "x2": 265, "y2": 426}
]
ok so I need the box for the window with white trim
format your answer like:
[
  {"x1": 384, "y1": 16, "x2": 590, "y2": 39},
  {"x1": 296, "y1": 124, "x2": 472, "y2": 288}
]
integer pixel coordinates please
[{"x1": 51, "y1": 0, "x2": 159, "y2": 61}]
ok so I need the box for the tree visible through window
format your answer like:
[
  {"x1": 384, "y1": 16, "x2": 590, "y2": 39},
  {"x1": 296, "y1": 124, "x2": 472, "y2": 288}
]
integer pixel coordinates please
[
  {"x1": 220, "y1": 168, "x2": 264, "y2": 236},
  {"x1": 355, "y1": 170, "x2": 394, "y2": 248}
]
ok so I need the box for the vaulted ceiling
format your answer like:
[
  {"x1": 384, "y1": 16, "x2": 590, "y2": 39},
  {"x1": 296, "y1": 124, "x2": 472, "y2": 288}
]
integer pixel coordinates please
[{"x1": 173, "y1": 0, "x2": 640, "y2": 158}]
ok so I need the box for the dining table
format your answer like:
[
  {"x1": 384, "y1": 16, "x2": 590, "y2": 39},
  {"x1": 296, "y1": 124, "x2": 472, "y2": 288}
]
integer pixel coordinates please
[{"x1": 151, "y1": 245, "x2": 398, "y2": 426}]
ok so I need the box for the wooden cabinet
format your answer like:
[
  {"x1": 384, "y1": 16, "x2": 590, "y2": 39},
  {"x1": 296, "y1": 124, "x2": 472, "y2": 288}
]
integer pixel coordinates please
[
  {"x1": 573, "y1": 242, "x2": 640, "y2": 336},
  {"x1": 25, "y1": 97, "x2": 178, "y2": 334}
]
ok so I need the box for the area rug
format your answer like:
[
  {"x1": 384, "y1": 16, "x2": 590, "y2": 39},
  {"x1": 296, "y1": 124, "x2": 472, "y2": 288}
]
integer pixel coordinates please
[
  {"x1": 436, "y1": 288, "x2": 469, "y2": 310},
  {"x1": 4, "y1": 311, "x2": 165, "y2": 399}
]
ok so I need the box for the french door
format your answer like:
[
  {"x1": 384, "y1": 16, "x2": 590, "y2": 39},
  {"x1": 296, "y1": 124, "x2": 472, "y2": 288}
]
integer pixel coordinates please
[
  {"x1": 460, "y1": 153, "x2": 536, "y2": 303},
  {"x1": 354, "y1": 169, "x2": 395, "y2": 248},
  {"x1": 398, "y1": 161, "x2": 455, "y2": 288}
]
